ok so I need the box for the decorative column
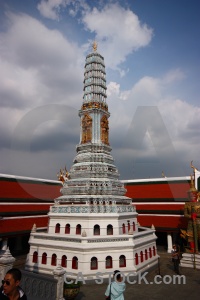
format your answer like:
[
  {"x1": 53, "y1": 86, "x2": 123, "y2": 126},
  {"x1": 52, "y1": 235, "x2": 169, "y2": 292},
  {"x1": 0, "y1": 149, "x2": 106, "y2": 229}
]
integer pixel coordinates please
[
  {"x1": 167, "y1": 233, "x2": 173, "y2": 253},
  {"x1": 53, "y1": 265, "x2": 66, "y2": 300}
]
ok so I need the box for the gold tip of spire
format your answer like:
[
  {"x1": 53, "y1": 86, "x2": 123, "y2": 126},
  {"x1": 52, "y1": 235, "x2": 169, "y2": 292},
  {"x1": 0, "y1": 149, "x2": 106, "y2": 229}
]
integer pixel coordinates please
[
  {"x1": 92, "y1": 40, "x2": 97, "y2": 52},
  {"x1": 190, "y1": 160, "x2": 198, "y2": 172}
]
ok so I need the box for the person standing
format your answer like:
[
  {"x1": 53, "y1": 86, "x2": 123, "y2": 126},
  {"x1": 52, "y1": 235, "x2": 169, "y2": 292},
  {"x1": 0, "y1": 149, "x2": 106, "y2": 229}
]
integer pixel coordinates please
[
  {"x1": 0, "y1": 268, "x2": 27, "y2": 300},
  {"x1": 171, "y1": 244, "x2": 180, "y2": 274},
  {"x1": 105, "y1": 270, "x2": 126, "y2": 300}
]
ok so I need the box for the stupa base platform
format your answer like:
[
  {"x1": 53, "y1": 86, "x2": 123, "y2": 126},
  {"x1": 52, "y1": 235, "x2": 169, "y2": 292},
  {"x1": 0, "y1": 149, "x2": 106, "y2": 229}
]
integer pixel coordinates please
[{"x1": 180, "y1": 253, "x2": 200, "y2": 269}]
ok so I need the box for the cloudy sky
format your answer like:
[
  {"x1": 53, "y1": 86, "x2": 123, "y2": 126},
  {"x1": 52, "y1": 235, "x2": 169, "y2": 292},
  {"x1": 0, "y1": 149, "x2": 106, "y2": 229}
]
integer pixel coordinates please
[{"x1": 0, "y1": 0, "x2": 199, "y2": 180}]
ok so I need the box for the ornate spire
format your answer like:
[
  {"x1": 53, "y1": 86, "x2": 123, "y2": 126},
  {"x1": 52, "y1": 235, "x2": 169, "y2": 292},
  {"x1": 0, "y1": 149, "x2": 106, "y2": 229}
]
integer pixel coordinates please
[
  {"x1": 82, "y1": 46, "x2": 107, "y2": 105},
  {"x1": 79, "y1": 44, "x2": 109, "y2": 145},
  {"x1": 56, "y1": 45, "x2": 129, "y2": 204}
]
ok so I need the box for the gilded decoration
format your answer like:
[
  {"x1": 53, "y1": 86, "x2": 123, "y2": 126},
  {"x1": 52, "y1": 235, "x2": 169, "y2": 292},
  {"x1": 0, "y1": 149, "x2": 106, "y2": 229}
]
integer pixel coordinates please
[
  {"x1": 92, "y1": 41, "x2": 98, "y2": 52},
  {"x1": 81, "y1": 114, "x2": 92, "y2": 143},
  {"x1": 101, "y1": 115, "x2": 109, "y2": 145},
  {"x1": 57, "y1": 167, "x2": 70, "y2": 183},
  {"x1": 184, "y1": 202, "x2": 200, "y2": 241},
  {"x1": 81, "y1": 101, "x2": 108, "y2": 112},
  {"x1": 181, "y1": 165, "x2": 200, "y2": 253}
]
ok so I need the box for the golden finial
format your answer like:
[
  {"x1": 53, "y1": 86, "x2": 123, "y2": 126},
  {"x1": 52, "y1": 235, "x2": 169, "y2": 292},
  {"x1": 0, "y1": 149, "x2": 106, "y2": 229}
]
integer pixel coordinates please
[
  {"x1": 65, "y1": 166, "x2": 70, "y2": 179},
  {"x1": 57, "y1": 168, "x2": 65, "y2": 183},
  {"x1": 161, "y1": 171, "x2": 166, "y2": 178},
  {"x1": 189, "y1": 174, "x2": 197, "y2": 192},
  {"x1": 57, "y1": 166, "x2": 70, "y2": 183},
  {"x1": 190, "y1": 160, "x2": 198, "y2": 172},
  {"x1": 92, "y1": 40, "x2": 97, "y2": 52}
]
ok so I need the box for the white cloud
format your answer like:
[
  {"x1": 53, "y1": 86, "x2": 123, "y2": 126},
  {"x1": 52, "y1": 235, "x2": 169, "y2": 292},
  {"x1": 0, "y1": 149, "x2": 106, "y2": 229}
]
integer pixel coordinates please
[
  {"x1": 0, "y1": 11, "x2": 83, "y2": 171},
  {"x1": 107, "y1": 81, "x2": 120, "y2": 97},
  {"x1": 162, "y1": 69, "x2": 186, "y2": 84},
  {"x1": 0, "y1": 2, "x2": 199, "y2": 180},
  {"x1": 0, "y1": 12, "x2": 83, "y2": 110},
  {"x1": 129, "y1": 76, "x2": 161, "y2": 104},
  {"x1": 37, "y1": 0, "x2": 90, "y2": 20},
  {"x1": 107, "y1": 69, "x2": 200, "y2": 178},
  {"x1": 37, "y1": 1, "x2": 153, "y2": 73},
  {"x1": 82, "y1": 3, "x2": 153, "y2": 69},
  {"x1": 108, "y1": 68, "x2": 186, "y2": 109},
  {"x1": 159, "y1": 99, "x2": 200, "y2": 140},
  {"x1": 1, "y1": 13, "x2": 78, "y2": 68},
  {"x1": 0, "y1": 57, "x2": 46, "y2": 109},
  {"x1": 37, "y1": 0, "x2": 69, "y2": 20}
]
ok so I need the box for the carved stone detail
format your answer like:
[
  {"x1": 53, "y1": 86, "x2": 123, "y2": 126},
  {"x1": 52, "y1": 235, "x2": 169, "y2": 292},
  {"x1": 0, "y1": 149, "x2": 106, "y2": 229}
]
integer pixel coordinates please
[{"x1": 51, "y1": 205, "x2": 135, "y2": 214}]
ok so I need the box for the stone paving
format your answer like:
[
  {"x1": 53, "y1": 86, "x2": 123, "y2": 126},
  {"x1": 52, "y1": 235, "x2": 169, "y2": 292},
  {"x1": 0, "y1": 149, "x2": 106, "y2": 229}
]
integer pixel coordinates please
[{"x1": 75, "y1": 250, "x2": 200, "y2": 300}]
